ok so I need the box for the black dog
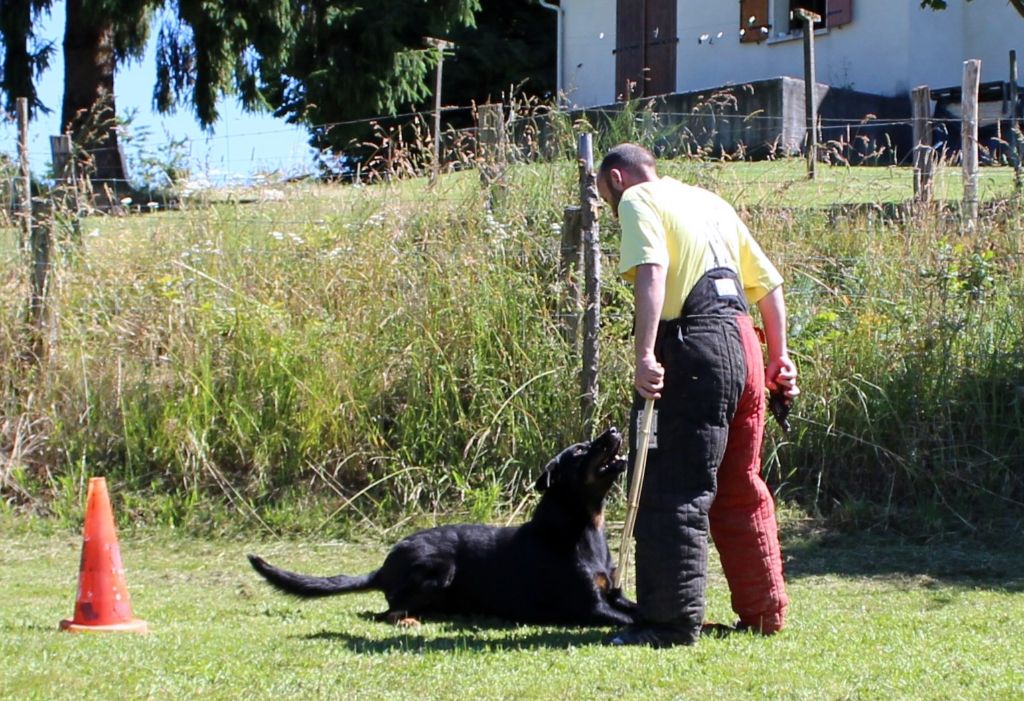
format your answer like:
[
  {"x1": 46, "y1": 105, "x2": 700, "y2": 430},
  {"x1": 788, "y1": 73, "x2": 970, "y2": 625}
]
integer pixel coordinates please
[{"x1": 248, "y1": 427, "x2": 639, "y2": 627}]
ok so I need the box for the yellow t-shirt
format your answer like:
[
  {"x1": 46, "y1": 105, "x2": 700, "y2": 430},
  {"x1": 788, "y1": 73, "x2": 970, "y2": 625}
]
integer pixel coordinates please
[{"x1": 617, "y1": 177, "x2": 783, "y2": 320}]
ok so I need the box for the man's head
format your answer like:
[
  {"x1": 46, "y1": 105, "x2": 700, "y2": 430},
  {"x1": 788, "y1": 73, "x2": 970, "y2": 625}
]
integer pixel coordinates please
[{"x1": 597, "y1": 143, "x2": 658, "y2": 217}]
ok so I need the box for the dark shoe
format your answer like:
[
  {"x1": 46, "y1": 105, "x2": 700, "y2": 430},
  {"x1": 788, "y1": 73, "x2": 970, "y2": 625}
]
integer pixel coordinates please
[
  {"x1": 604, "y1": 624, "x2": 699, "y2": 648},
  {"x1": 733, "y1": 619, "x2": 780, "y2": 636},
  {"x1": 699, "y1": 621, "x2": 738, "y2": 638}
]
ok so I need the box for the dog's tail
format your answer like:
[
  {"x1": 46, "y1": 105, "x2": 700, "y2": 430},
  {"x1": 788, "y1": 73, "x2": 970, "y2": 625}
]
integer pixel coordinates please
[{"x1": 247, "y1": 554, "x2": 378, "y2": 598}]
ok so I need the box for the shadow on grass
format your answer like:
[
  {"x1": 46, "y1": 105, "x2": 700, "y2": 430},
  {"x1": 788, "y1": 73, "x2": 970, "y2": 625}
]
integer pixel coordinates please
[
  {"x1": 304, "y1": 616, "x2": 612, "y2": 652},
  {"x1": 782, "y1": 532, "x2": 1024, "y2": 592},
  {"x1": 303, "y1": 615, "x2": 752, "y2": 652}
]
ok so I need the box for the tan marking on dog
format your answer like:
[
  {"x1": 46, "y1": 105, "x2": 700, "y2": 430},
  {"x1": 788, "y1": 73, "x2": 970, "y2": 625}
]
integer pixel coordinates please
[
  {"x1": 592, "y1": 510, "x2": 605, "y2": 531},
  {"x1": 593, "y1": 572, "x2": 610, "y2": 592},
  {"x1": 385, "y1": 611, "x2": 422, "y2": 628}
]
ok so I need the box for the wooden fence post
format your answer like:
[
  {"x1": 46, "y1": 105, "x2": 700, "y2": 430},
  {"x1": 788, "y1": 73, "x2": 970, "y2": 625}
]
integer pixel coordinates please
[
  {"x1": 16, "y1": 98, "x2": 32, "y2": 255},
  {"x1": 1010, "y1": 50, "x2": 1021, "y2": 190},
  {"x1": 793, "y1": 8, "x2": 821, "y2": 180},
  {"x1": 578, "y1": 133, "x2": 601, "y2": 436},
  {"x1": 559, "y1": 205, "x2": 583, "y2": 344},
  {"x1": 962, "y1": 59, "x2": 981, "y2": 229},
  {"x1": 13, "y1": 97, "x2": 55, "y2": 361},
  {"x1": 477, "y1": 103, "x2": 508, "y2": 200},
  {"x1": 425, "y1": 37, "x2": 454, "y2": 185},
  {"x1": 28, "y1": 218, "x2": 52, "y2": 341},
  {"x1": 911, "y1": 85, "x2": 934, "y2": 203}
]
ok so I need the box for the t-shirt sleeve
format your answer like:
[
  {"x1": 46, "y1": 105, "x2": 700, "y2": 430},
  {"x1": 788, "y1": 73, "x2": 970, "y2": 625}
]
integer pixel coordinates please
[
  {"x1": 736, "y1": 217, "x2": 783, "y2": 304},
  {"x1": 617, "y1": 194, "x2": 669, "y2": 282}
]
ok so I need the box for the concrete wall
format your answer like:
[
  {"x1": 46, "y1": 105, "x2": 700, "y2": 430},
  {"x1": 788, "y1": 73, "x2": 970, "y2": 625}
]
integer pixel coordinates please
[
  {"x1": 562, "y1": 0, "x2": 617, "y2": 107},
  {"x1": 671, "y1": 0, "x2": 914, "y2": 96},
  {"x1": 574, "y1": 77, "x2": 911, "y2": 162},
  {"x1": 961, "y1": 3, "x2": 1023, "y2": 87}
]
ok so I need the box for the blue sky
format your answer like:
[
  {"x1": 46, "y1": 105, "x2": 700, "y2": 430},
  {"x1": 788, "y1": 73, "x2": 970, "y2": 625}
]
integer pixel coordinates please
[{"x1": 2, "y1": 1, "x2": 316, "y2": 184}]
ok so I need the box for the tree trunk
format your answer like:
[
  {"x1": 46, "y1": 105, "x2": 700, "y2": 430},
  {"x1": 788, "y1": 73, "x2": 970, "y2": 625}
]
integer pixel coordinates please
[{"x1": 62, "y1": 0, "x2": 127, "y2": 191}]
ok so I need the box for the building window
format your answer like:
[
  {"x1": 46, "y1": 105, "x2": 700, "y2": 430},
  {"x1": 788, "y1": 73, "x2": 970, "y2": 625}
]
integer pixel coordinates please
[
  {"x1": 742, "y1": 0, "x2": 852, "y2": 44},
  {"x1": 787, "y1": 1, "x2": 826, "y2": 32}
]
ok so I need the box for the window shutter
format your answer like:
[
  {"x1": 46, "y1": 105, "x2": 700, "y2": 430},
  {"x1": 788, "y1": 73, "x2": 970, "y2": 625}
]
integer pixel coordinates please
[
  {"x1": 739, "y1": 0, "x2": 770, "y2": 44},
  {"x1": 616, "y1": 0, "x2": 646, "y2": 99},
  {"x1": 826, "y1": 0, "x2": 853, "y2": 27},
  {"x1": 644, "y1": 0, "x2": 677, "y2": 95}
]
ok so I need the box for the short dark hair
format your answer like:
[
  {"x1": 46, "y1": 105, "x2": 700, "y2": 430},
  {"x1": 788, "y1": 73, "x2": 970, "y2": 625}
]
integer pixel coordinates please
[{"x1": 597, "y1": 143, "x2": 657, "y2": 179}]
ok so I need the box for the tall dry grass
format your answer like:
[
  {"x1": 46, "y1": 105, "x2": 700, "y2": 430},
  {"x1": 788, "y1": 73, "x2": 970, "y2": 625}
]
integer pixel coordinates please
[{"x1": 1, "y1": 107, "x2": 1022, "y2": 535}]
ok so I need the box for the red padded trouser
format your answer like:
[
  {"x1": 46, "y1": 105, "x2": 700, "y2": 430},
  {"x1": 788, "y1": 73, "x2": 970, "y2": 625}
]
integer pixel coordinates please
[{"x1": 709, "y1": 315, "x2": 788, "y2": 633}]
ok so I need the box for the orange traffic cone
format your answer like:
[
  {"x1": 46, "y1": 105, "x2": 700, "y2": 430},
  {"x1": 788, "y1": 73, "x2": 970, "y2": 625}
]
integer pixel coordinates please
[{"x1": 60, "y1": 477, "x2": 148, "y2": 634}]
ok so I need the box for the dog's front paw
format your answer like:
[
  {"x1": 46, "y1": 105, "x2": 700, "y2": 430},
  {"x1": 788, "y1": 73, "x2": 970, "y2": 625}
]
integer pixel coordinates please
[{"x1": 606, "y1": 587, "x2": 640, "y2": 613}]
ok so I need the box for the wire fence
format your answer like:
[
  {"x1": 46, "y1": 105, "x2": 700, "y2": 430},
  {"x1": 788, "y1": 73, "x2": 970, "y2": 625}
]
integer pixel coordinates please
[
  {"x1": 2, "y1": 96, "x2": 1022, "y2": 522},
  {"x1": 2, "y1": 88, "x2": 1022, "y2": 208}
]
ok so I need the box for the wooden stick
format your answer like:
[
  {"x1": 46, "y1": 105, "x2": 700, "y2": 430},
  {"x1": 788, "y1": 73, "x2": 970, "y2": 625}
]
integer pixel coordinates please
[{"x1": 614, "y1": 397, "x2": 656, "y2": 590}]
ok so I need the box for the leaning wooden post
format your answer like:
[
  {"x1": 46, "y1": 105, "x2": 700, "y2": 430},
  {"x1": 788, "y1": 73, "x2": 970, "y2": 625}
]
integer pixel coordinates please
[
  {"x1": 477, "y1": 102, "x2": 509, "y2": 208},
  {"x1": 911, "y1": 86, "x2": 934, "y2": 203},
  {"x1": 559, "y1": 205, "x2": 583, "y2": 345},
  {"x1": 477, "y1": 103, "x2": 507, "y2": 185},
  {"x1": 16, "y1": 97, "x2": 32, "y2": 256},
  {"x1": 793, "y1": 8, "x2": 821, "y2": 180},
  {"x1": 962, "y1": 59, "x2": 981, "y2": 229},
  {"x1": 578, "y1": 134, "x2": 601, "y2": 436},
  {"x1": 28, "y1": 216, "x2": 52, "y2": 344},
  {"x1": 1010, "y1": 50, "x2": 1021, "y2": 190}
]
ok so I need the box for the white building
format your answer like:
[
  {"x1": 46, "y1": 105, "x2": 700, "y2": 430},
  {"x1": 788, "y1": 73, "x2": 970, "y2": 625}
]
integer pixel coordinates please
[{"x1": 552, "y1": 1, "x2": 1024, "y2": 109}]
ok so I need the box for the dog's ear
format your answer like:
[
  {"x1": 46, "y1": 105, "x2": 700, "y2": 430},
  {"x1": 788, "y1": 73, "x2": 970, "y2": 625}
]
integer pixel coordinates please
[
  {"x1": 534, "y1": 455, "x2": 561, "y2": 492},
  {"x1": 534, "y1": 466, "x2": 555, "y2": 492}
]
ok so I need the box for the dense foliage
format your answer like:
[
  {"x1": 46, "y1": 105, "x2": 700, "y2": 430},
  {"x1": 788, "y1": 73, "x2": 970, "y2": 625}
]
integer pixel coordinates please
[{"x1": 2, "y1": 2, "x2": 555, "y2": 157}]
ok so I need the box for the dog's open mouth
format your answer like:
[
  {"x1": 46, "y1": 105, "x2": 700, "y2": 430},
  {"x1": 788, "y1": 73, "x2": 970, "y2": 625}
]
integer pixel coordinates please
[
  {"x1": 598, "y1": 455, "x2": 628, "y2": 478},
  {"x1": 592, "y1": 427, "x2": 623, "y2": 461},
  {"x1": 593, "y1": 425, "x2": 622, "y2": 474}
]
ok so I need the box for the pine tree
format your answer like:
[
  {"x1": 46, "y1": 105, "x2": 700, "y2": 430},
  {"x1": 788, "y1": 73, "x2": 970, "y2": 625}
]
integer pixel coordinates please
[{"x1": 0, "y1": 0, "x2": 56, "y2": 115}]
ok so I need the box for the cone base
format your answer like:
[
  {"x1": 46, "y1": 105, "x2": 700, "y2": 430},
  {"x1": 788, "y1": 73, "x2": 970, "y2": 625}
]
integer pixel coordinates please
[{"x1": 59, "y1": 618, "x2": 149, "y2": 634}]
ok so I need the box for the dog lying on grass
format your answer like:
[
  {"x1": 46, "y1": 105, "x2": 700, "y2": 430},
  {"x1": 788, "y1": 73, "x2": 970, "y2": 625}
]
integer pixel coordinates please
[{"x1": 248, "y1": 427, "x2": 639, "y2": 627}]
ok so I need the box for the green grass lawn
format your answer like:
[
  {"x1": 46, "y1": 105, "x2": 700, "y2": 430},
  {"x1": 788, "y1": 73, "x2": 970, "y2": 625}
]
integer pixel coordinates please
[
  {"x1": 658, "y1": 160, "x2": 1021, "y2": 207},
  {"x1": 2, "y1": 525, "x2": 1022, "y2": 700}
]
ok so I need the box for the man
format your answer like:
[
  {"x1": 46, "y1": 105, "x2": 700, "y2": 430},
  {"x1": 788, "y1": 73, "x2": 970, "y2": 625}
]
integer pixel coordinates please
[{"x1": 597, "y1": 143, "x2": 798, "y2": 647}]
